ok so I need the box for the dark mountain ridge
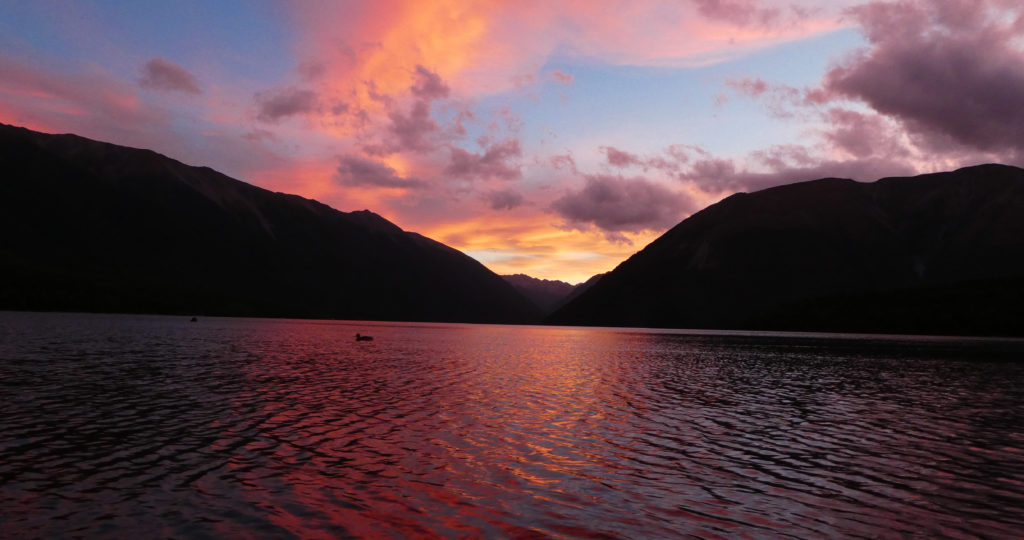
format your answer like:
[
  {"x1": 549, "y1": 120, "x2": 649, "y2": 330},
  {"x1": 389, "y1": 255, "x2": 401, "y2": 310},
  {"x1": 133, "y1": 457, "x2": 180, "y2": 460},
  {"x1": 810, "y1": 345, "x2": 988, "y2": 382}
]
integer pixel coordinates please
[
  {"x1": 501, "y1": 272, "x2": 608, "y2": 316},
  {"x1": 557, "y1": 272, "x2": 605, "y2": 308},
  {"x1": 501, "y1": 274, "x2": 577, "y2": 315},
  {"x1": 548, "y1": 164, "x2": 1024, "y2": 335},
  {"x1": 0, "y1": 123, "x2": 540, "y2": 323}
]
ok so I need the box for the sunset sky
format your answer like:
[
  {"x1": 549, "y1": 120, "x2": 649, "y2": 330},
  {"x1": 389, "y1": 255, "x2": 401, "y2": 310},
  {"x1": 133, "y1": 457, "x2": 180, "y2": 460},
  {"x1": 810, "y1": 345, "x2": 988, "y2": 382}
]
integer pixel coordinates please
[{"x1": 2, "y1": 0, "x2": 1023, "y2": 283}]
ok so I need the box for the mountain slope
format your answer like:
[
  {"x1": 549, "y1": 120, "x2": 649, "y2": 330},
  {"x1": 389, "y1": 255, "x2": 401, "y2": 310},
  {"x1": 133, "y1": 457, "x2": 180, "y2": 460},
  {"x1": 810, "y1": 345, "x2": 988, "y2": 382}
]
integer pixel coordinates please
[
  {"x1": 501, "y1": 274, "x2": 577, "y2": 315},
  {"x1": 554, "y1": 272, "x2": 605, "y2": 311},
  {"x1": 0, "y1": 124, "x2": 541, "y2": 323},
  {"x1": 547, "y1": 164, "x2": 1024, "y2": 335}
]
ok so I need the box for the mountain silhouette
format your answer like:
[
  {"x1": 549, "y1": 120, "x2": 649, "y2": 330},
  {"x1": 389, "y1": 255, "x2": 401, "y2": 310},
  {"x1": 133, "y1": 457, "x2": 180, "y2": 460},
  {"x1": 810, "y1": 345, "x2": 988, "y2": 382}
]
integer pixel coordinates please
[
  {"x1": 548, "y1": 164, "x2": 1024, "y2": 335},
  {"x1": 0, "y1": 124, "x2": 540, "y2": 323},
  {"x1": 501, "y1": 274, "x2": 577, "y2": 315},
  {"x1": 555, "y1": 272, "x2": 605, "y2": 310}
]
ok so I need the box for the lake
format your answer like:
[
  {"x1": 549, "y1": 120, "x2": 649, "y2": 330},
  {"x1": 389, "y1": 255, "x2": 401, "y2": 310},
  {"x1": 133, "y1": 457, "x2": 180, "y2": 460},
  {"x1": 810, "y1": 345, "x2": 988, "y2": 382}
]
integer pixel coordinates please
[{"x1": 1, "y1": 311, "x2": 1023, "y2": 538}]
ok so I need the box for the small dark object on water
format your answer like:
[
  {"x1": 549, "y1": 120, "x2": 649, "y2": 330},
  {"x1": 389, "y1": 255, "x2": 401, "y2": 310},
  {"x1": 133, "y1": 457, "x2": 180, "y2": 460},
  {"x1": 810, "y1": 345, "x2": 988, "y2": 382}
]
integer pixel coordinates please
[
  {"x1": 190, "y1": 317, "x2": 198, "y2": 322},
  {"x1": 355, "y1": 333, "x2": 373, "y2": 341}
]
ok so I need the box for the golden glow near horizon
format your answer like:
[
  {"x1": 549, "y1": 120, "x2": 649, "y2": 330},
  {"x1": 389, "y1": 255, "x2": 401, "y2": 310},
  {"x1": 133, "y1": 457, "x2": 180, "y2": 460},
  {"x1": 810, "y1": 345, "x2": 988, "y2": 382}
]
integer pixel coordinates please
[{"x1": 418, "y1": 214, "x2": 664, "y2": 283}]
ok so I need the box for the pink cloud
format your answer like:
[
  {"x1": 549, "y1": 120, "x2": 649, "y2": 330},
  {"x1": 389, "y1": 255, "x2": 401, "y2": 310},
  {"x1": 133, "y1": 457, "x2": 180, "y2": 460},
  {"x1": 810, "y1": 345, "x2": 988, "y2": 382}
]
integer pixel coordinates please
[
  {"x1": 721, "y1": 76, "x2": 803, "y2": 117},
  {"x1": 0, "y1": 54, "x2": 155, "y2": 126},
  {"x1": 549, "y1": 153, "x2": 577, "y2": 171},
  {"x1": 551, "y1": 70, "x2": 574, "y2": 85},
  {"x1": 822, "y1": 107, "x2": 908, "y2": 160},
  {"x1": 691, "y1": 0, "x2": 784, "y2": 27},
  {"x1": 284, "y1": 1, "x2": 850, "y2": 105},
  {"x1": 262, "y1": 0, "x2": 859, "y2": 244},
  {"x1": 138, "y1": 58, "x2": 201, "y2": 94},
  {"x1": 3, "y1": 0, "x2": 905, "y2": 285},
  {"x1": 601, "y1": 145, "x2": 693, "y2": 175},
  {"x1": 0, "y1": 52, "x2": 193, "y2": 160},
  {"x1": 0, "y1": 51, "x2": 290, "y2": 183},
  {"x1": 750, "y1": 144, "x2": 816, "y2": 170},
  {"x1": 725, "y1": 76, "x2": 769, "y2": 97}
]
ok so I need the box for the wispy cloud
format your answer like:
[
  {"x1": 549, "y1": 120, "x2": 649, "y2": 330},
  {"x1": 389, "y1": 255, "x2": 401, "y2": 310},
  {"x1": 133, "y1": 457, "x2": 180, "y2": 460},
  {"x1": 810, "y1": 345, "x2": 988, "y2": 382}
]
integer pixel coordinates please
[
  {"x1": 255, "y1": 87, "x2": 319, "y2": 122},
  {"x1": 138, "y1": 58, "x2": 200, "y2": 94},
  {"x1": 482, "y1": 189, "x2": 525, "y2": 210},
  {"x1": 551, "y1": 174, "x2": 694, "y2": 240},
  {"x1": 445, "y1": 139, "x2": 522, "y2": 181},
  {"x1": 336, "y1": 154, "x2": 428, "y2": 189}
]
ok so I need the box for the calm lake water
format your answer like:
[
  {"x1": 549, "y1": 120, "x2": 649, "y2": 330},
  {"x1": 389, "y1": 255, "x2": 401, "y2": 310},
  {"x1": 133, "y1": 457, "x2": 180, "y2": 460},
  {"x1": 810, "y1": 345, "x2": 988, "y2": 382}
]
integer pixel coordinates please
[{"x1": 2, "y1": 312, "x2": 1024, "y2": 539}]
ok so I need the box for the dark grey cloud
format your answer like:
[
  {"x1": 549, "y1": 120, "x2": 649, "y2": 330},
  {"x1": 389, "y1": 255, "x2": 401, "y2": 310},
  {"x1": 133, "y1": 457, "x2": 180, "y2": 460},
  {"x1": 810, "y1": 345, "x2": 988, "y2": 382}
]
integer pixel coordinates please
[
  {"x1": 138, "y1": 58, "x2": 200, "y2": 94},
  {"x1": 298, "y1": 60, "x2": 326, "y2": 81},
  {"x1": 336, "y1": 154, "x2": 427, "y2": 189},
  {"x1": 551, "y1": 174, "x2": 693, "y2": 234},
  {"x1": 483, "y1": 189, "x2": 525, "y2": 210},
  {"x1": 684, "y1": 157, "x2": 742, "y2": 190},
  {"x1": 820, "y1": 0, "x2": 1024, "y2": 155},
  {"x1": 243, "y1": 129, "x2": 276, "y2": 143},
  {"x1": 445, "y1": 139, "x2": 522, "y2": 180},
  {"x1": 385, "y1": 100, "x2": 439, "y2": 153},
  {"x1": 821, "y1": 107, "x2": 910, "y2": 160},
  {"x1": 411, "y1": 65, "x2": 450, "y2": 100},
  {"x1": 603, "y1": 146, "x2": 644, "y2": 168},
  {"x1": 364, "y1": 66, "x2": 452, "y2": 155},
  {"x1": 255, "y1": 87, "x2": 319, "y2": 122}
]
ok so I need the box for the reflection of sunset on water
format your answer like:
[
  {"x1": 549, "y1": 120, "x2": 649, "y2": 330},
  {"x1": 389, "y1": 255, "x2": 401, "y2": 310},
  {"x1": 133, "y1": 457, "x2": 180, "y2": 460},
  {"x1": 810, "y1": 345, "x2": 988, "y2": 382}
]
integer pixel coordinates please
[
  {"x1": 19, "y1": 318, "x2": 993, "y2": 537},
  {"x1": 4, "y1": 313, "x2": 1022, "y2": 537}
]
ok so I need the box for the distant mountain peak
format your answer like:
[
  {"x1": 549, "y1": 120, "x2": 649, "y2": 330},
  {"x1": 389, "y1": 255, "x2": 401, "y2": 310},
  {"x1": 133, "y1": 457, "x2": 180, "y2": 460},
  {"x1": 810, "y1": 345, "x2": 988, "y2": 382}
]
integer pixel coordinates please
[{"x1": 501, "y1": 273, "x2": 607, "y2": 316}]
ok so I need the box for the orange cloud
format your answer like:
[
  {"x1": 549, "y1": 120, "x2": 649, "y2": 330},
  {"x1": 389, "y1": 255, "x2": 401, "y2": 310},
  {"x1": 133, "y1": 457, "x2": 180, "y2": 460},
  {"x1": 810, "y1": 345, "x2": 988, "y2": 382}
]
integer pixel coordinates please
[
  {"x1": 412, "y1": 212, "x2": 664, "y2": 283},
  {"x1": 288, "y1": 0, "x2": 497, "y2": 120},
  {"x1": 256, "y1": 1, "x2": 861, "y2": 283},
  {"x1": 287, "y1": 0, "x2": 851, "y2": 105}
]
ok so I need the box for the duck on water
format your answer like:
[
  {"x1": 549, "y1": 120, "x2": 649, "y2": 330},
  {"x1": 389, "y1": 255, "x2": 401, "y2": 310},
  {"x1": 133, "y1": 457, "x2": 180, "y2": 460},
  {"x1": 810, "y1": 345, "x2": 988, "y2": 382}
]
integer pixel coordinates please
[{"x1": 355, "y1": 333, "x2": 373, "y2": 341}]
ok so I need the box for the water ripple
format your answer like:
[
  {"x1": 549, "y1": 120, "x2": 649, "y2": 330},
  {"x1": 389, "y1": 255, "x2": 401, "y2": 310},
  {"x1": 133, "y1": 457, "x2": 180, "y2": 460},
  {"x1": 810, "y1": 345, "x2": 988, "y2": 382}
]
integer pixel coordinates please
[{"x1": 1, "y1": 312, "x2": 1023, "y2": 538}]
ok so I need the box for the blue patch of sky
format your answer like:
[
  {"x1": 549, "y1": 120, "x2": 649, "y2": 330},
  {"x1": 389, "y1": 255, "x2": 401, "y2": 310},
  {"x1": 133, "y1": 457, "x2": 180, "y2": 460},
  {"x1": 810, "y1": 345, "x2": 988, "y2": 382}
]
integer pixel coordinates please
[
  {"x1": 472, "y1": 28, "x2": 865, "y2": 173},
  {"x1": 0, "y1": 1, "x2": 295, "y2": 86},
  {"x1": 0, "y1": 2, "x2": 93, "y2": 64}
]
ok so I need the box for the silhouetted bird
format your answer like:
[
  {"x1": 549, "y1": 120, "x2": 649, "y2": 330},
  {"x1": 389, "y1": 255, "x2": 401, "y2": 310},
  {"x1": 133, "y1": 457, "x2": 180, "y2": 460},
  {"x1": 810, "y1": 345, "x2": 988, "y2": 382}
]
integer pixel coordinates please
[
  {"x1": 355, "y1": 333, "x2": 373, "y2": 341},
  {"x1": 190, "y1": 317, "x2": 198, "y2": 322}
]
